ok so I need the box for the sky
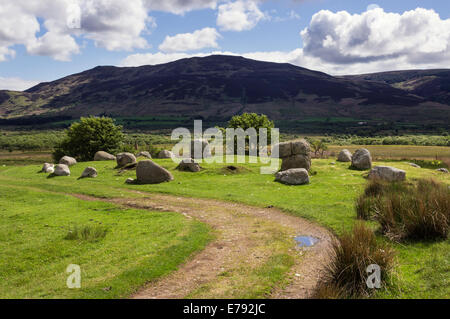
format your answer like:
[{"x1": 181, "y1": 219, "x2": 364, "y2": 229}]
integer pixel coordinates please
[{"x1": 0, "y1": 0, "x2": 449, "y2": 91}]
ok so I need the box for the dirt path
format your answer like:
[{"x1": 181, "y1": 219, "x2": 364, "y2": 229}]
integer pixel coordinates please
[{"x1": 72, "y1": 191, "x2": 333, "y2": 299}]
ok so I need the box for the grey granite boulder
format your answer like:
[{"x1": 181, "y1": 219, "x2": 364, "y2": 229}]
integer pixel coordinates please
[
  {"x1": 116, "y1": 152, "x2": 136, "y2": 167},
  {"x1": 157, "y1": 150, "x2": 174, "y2": 159},
  {"x1": 275, "y1": 168, "x2": 310, "y2": 185},
  {"x1": 94, "y1": 151, "x2": 116, "y2": 161},
  {"x1": 80, "y1": 167, "x2": 98, "y2": 178},
  {"x1": 136, "y1": 160, "x2": 174, "y2": 184},
  {"x1": 337, "y1": 149, "x2": 352, "y2": 162},
  {"x1": 368, "y1": 166, "x2": 406, "y2": 182},
  {"x1": 41, "y1": 163, "x2": 54, "y2": 173},
  {"x1": 136, "y1": 151, "x2": 152, "y2": 159},
  {"x1": 59, "y1": 156, "x2": 77, "y2": 166},
  {"x1": 176, "y1": 158, "x2": 201, "y2": 172},
  {"x1": 351, "y1": 148, "x2": 372, "y2": 170},
  {"x1": 53, "y1": 164, "x2": 70, "y2": 176}
]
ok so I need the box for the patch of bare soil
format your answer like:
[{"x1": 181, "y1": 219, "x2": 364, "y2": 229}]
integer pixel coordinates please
[{"x1": 72, "y1": 192, "x2": 333, "y2": 299}]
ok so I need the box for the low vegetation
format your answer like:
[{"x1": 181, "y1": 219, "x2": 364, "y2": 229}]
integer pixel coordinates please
[
  {"x1": 64, "y1": 224, "x2": 108, "y2": 242},
  {"x1": 315, "y1": 222, "x2": 396, "y2": 298},
  {"x1": 0, "y1": 185, "x2": 211, "y2": 298},
  {"x1": 357, "y1": 179, "x2": 450, "y2": 241}
]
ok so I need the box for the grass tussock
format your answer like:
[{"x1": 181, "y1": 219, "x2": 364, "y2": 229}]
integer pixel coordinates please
[
  {"x1": 64, "y1": 224, "x2": 108, "y2": 241},
  {"x1": 356, "y1": 178, "x2": 450, "y2": 241},
  {"x1": 314, "y1": 222, "x2": 396, "y2": 298}
]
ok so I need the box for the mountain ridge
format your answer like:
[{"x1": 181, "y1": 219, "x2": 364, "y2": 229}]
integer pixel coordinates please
[{"x1": 0, "y1": 55, "x2": 449, "y2": 126}]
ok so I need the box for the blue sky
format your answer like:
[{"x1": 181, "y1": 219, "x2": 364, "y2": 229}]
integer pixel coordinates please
[{"x1": 0, "y1": 0, "x2": 449, "y2": 90}]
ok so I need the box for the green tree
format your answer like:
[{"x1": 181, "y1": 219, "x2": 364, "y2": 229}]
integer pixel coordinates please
[
  {"x1": 227, "y1": 113, "x2": 274, "y2": 132},
  {"x1": 53, "y1": 116, "x2": 124, "y2": 162},
  {"x1": 311, "y1": 139, "x2": 328, "y2": 158},
  {"x1": 224, "y1": 113, "x2": 275, "y2": 155}
]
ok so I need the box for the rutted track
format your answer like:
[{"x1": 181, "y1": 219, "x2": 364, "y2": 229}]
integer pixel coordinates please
[{"x1": 72, "y1": 192, "x2": 333, "y2": 299}]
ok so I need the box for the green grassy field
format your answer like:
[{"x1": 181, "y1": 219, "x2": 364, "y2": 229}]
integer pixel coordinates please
[
  {"x1": 0, "y1": 183, "x2": 212, "y2": 298},
  {"x1": 0, "y1": 155, "x2": 448, "y2": 298}
]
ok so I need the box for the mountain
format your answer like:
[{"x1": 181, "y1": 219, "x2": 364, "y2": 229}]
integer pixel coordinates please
[
  {"x1": 343, "y1": 69, "x2": 450, "y2": 105},
  {"x1": 0, "y1": 55, "x2": 449, "y2": 127}
]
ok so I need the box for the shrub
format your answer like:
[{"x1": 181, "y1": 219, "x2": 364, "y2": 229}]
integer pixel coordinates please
[
  {"x1": 319, "y1": 222, "x2": 396, "y2": 298},
  {"x1": 356, "y1": 179, "x2": 450, "y2": 241},
  {"x1": 52, "y1": 116, "x2": 124, "y2": 162},
  {"x1": 376, "y1": 179, "x2": 450, "y2": 241},
  {"x1": 64, "y1": 224, "x2": 107, "y2": 241}
]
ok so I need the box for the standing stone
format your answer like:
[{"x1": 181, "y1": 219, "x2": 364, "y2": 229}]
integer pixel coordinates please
[
  {"x1": 176, "y1": 158, "x2": 201, "y2": 172},
  {"x1": 41, "y1": 163, "x2": 54, "y2": 173},
  {"x1": 54, "y1": 164, "x2": 70, "y2": 176},
  {"x1": 190, "y1": 139, "x2": 211, "y2": 159},
  {"x1": 337, "y1": 149, "x2": 352, "y2": 162},
  {"x1": 436, "y1": 168, "x2": 449, "y2": 173},
  {"x1": 80, "y1": 167, "x2": 98, "y2": 178},
  {"x1": 157, "y1": 150, "x2": 174, "y2": 159},
  {"x1": 136, "y1": 151, "x2": 152, "y2": 159},
  {"x1": 59, "y1": 156, "x2": 77, "y2": 166},
  {"x1": 94, "y1": 151, "x2": 116, "y2": 161},
  {"x1": 271, "y1": 142, "x2": 292, "y2": 158},
  {"x1": 368, "y1": 166, "x2": 406, "y2": 182},
  {"x1": 351, "y1": 148, "x2": 372, "y2": 170},
  {"x1": 281, "y1": 154, "x2": 311, "y2": 171},
  {"x1": 275, "y1": 168, "x2": 310, "y2": 185},
  {"x1": 116, "y1": 152, "x2": 136, "y2": 167},
  {"x1": 291, "y1": 139, "x2": 310, "y2": 155},
  {"x1": 136, "y1": 160, "x2": 174, "y2": 184}
]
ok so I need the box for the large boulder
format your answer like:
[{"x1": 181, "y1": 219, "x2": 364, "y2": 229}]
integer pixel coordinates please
[
  {"x1": 53, "y1": 164, "x2": 70, "y2": 176},
  {"x1": 157, "y1": 150, "x2": 174, "y2": 159},
  {"x1": 190, "y1": 139, "x2": 211, "y2": 159},
  {"x1": 41, "y1": 163, "x2": 54, "y2": 173},
  {"x1": 337, "y1": 149, "x2": 352, "y2": 162},
  {"x1": 436, "y1": 168, "x2": 449, "y2": 173},
  {"x1": 271, "y1": 142, "x2": 292, "y2": 158},
  {"x1": 351, "y1": 148, "x2": 372, "y2": 170},
  {"x1": 176, "y1": 158, "x2": 201, "y2": 172},
  {"x1": 80, "y1": 167, "x2": 98, "y2": 178},
  {"x1": 368, "y1": 166, "x2": 406, "y2": 182},
  {"x1": 59, "y1": 156, "x2": 77, "y2": 166},
  {"x1": 291, "y1": 139, "x2": 310, "y2": 155},
  {"x1": 275, "y1": 168, "x2": 310, "y2": 185},
  {"x1": 116, "y1": 152, "x2": 136, "y2": 167},
  {"x1": 136, "y1": 160, "x2": 174, "y2": 184},
  {"x1": 94, "y1": 151, "x2": 116, "y2": 161},
  {"x1": 281, "y1": 154, "x2": 311, "y2": 171},
  {"x1": 136, "y1": 151, "x2": 152, "y2": 159}
]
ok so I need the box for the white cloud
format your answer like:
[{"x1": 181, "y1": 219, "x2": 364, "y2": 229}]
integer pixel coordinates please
[
  {"x1": 144, "y1": 0, "x2": 218, "y2": 15},
  {"x1": 217, "y1": 0, "x2": 267, "y2": 31},
  {"x1": 300, "y1": 8, "x2": 450, "y2": 65},
  {"x1": 0, "y1": 0, "x2": 155, "y2": 61},
  {"x1": 27, "y1": 31, "x2": 80, "y2": 61},
  {"x1": 159, "y1": 27, "x2": 221, "y2": 52},
  {"x1": 367, "y1": 4, "x2": 380, "y2": 11},
  {"x1": 0, "y1": 76, "x2": 40, "y2": 91}
]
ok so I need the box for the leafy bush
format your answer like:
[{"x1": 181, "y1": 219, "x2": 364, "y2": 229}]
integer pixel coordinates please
[
  {"x1": 317, "y1": 222, "x2": 396, "y2": 298},
  {"x1": 52, "y1": 116, "x2": 124, "y2": 162},
  {"x1": 64, "y1": 224, "x2": 107, "y2": 241},
  {"x1": 356, "y1": 179, "x2": 450, "y2": 241}
]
